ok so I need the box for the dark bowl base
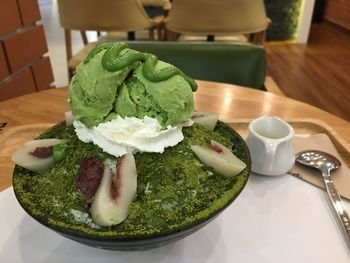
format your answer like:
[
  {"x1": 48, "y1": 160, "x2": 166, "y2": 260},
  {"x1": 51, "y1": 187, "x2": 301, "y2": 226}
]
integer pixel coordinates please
[{"x1": 55, "y1": 214, "x2": 218, "y2": 251}]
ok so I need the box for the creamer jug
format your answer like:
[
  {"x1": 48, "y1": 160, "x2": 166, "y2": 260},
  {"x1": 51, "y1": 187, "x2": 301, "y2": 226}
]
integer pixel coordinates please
[{"x1": 246, "y1": 116, "x2": 295, "y2": 176}]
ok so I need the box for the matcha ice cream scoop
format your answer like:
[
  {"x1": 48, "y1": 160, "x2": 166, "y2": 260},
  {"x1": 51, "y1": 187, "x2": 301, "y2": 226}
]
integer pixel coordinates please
[{"x1": 68, "y1": 42, "x2": 197, "y2": 128}]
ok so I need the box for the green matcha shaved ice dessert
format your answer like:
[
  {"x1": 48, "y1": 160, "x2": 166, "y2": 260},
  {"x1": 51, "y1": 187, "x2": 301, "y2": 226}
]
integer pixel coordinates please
[{"x1": 12, "y1": 42, "x2": 250, "y2": 250}]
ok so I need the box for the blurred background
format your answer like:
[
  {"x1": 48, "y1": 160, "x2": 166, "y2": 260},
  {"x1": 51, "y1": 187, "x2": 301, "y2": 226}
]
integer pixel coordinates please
[{"x1": 0, "y1": 0, "x2": 349, "y2": 121}]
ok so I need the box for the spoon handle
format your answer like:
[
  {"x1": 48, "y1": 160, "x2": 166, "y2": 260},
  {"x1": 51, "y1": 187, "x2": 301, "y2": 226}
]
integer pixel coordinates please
[{"x1": 322, "y1": 170, "x2": 350, "y2": 241}]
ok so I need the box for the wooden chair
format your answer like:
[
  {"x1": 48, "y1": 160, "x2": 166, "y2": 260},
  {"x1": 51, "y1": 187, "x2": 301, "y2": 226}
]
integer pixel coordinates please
[
  {"x1": 164, "y1": 0, "x2": 270, "y2": 45},
  {"x1": 57, "y1": 0, "x2": 164, "y2": 79}
]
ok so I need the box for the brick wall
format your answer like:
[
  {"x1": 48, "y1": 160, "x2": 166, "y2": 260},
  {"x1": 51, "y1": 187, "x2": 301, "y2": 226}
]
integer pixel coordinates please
[
  {"x1": 0, "y1": 0, "x2": 54, "y2": 101},
  {"x1": 324, "y1": 0, "x2": 350, "y2": 30}
]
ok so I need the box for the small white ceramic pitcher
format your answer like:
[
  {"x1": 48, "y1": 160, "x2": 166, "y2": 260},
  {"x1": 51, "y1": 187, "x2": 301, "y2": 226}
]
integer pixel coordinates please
[{"x1": 246, "y1": 116, "x2": 295, "y2": 176}]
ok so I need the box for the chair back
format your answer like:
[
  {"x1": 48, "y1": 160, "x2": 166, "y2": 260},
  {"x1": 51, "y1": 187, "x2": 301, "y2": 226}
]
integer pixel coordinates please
[
  {"x1": 140, "y1": 0, "x2": 166, "y2": 6},
  {"x1": 166, "y1": 0, "x2": 268, "y2": 35},
  {"x1": 127, "y1": 42, "x2": 266, "y2": 90},
  {"x1": 57, "y1": 0, "x2": 153, "y2": 32}
]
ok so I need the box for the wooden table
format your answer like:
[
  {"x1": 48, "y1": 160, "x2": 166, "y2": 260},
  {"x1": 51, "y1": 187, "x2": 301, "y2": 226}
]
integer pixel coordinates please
[
  {"x1": 1, "y1": 80, "x2": 349, "y2": 191},
  {"x1": 1, "y1": 81, "x2": 350, "y2": 261}
]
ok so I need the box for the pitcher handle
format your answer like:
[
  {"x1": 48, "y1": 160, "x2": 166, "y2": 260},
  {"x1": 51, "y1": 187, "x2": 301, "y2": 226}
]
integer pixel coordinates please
[{"x1": 263, "y1": 141, "x2": 278, "y2": 173}]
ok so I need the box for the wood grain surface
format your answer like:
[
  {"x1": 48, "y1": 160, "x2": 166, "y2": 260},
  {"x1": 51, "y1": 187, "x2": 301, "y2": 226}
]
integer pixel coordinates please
[
  {"x1": 0, "y1": 80, "x2": 349, "y2": 191},
  {"x1": 266, "y1": 22, "x2": 350, "y2": 123}
]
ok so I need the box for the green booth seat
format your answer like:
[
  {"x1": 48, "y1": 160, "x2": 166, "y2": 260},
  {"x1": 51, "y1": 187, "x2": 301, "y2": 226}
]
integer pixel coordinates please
[{"x1": 127, "y1": 41, "x2": 266, "y2": 90}]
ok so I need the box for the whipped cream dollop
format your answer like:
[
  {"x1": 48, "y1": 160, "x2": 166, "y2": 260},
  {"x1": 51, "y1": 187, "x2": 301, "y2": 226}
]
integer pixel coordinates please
[{"x1": 73, "y1": 116, "x2": 193, "y2": 157}]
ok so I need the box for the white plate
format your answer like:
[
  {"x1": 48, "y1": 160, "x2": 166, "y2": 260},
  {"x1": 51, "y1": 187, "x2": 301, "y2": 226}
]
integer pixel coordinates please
[{"x1": 1, "y1": 174, "x2": 349, "y2": 263}]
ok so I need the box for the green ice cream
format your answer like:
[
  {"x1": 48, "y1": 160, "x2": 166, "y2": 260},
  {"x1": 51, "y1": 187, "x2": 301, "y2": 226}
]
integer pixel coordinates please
[{"x1": 68, "y1": 42, "x2": 197, "y2": 128}]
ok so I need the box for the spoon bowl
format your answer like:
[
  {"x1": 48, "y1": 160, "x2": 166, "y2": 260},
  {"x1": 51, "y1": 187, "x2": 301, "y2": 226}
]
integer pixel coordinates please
[{"x1": 295, "y1": 150, "x2": 341, "y2": 172}]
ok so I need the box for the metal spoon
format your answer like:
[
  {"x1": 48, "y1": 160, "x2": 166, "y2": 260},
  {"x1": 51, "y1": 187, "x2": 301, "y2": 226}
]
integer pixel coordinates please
[{"x1": 296, "y1": 150, "x2": 350, "y2": 244}]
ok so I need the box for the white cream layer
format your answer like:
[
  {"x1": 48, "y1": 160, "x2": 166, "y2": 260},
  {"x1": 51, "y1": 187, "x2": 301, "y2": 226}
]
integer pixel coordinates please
[{"x1": 73, "y1": 116, "x2": 192, "y2": 157}]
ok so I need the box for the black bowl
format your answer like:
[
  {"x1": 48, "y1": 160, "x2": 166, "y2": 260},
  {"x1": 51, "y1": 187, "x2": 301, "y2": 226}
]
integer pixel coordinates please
[{"x1": 13, "y1": 122, "x2": 250, "y2": 250}]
